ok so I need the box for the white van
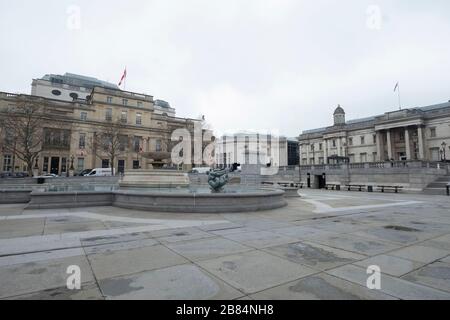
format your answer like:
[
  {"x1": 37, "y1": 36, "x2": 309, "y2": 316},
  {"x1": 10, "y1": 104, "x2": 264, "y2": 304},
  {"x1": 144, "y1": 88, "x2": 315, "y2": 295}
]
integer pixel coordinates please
[
  {"x1": 84, "y1": 168, "x2": 115, "y2": 177},
  {"x1": 190, "y1": 167, "x2": 211, "y2": 174}
]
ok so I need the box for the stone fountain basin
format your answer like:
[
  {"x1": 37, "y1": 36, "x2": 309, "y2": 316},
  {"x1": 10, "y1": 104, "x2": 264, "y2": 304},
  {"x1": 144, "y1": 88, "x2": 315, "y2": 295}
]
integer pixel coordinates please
[{"x1": 113, "y1": 187, "x2": 287, "y2": 213}]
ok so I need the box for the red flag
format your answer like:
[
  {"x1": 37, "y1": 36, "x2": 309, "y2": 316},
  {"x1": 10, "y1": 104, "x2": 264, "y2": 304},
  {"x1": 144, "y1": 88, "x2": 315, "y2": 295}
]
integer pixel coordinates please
[{"x1": 118, "y1": 68, "x2": 127, "y2": 86}]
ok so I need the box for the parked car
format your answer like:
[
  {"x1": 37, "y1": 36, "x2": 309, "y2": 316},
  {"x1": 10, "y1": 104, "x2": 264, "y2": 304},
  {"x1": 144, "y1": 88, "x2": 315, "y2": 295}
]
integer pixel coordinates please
[
  {"x1": 190, "y1": 167, "x2": 211, "y2": 174},
  {"x1": 0, "y1": 172, "x2": 30, "y2": 178},
  {"x1": 83, "y1": 168, "x2": 115, "y2": 177},
  {"x1": 35, "y1": 173, "x2": 58, "y2": 179},
  {"x1": 75, "y1": 169, "x2": 93, "y2": 176}
]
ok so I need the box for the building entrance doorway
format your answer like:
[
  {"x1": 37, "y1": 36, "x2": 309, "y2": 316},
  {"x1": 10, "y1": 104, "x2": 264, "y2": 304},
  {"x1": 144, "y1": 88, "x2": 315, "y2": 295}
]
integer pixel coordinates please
[
  {"x1": 314, "y1": 174, "x2": 326, "y2": 189},
  {"x1": 118, "y1": 160, "x2": 125, "y2": 174},
  {"x1": 50, "y1": 157, "x2": 60, "y2": 175}
]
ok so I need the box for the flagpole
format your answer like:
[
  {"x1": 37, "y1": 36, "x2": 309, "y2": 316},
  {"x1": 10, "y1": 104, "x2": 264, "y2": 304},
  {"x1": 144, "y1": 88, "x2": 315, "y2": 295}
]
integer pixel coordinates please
[{"x1": 397, "y1": 83, "x2": 401, "y2": 110}]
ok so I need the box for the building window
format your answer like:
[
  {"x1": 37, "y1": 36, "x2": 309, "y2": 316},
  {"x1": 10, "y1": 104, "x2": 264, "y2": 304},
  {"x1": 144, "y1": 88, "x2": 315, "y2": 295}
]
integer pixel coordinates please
[
  {"x1": 102, "y1": 159, "x2": 110, "y2": 168},
  {"x1": 134, "y1": 136, "x2": 142, "y2": 153},
  {"x1": 319, "y1": 143, "x2": 322, "y2": 151},
  {"x1": 61, "y1": 158, "x2": 67, "y2": 173},
  {"x1": 372, "y1": 152, "x2": 377, "y2": 162},
  {"x1": 430, "y1": 128, "x2": 436, "y2": 138},
  {"x1": 105, "y1": 108, "x2": 113, "y2": 121},
  {"x1": 2, "y1": 155, "x2": 12, "y2": 172},
  {"x1": 137, "y1": 101, "x2": 143, "y2": 108},
  {"x1": 348, "y1": 138, "x2": 353, "y2": 146},
  {"x1": 360, "y1": 136, "x2": 365, "y2": 145},
  {"x1": 310, "y1": 144, "x2": 314, "y2": 152},
  {"x1": 80, "y1": 111, "x2": 87, "y2": 121},
  {"x1": 399, "y1": 132, "x2": 405, "y2": 142},
  {"x1": 121, "y1": 110, "x2": 127, "y2": 123},
  {"x1": 69, "y1": 93, "x2": 79, "y2": 100},
  {"x1": 123, "y1": 99, "x2": 128, "y2": 106},
  {"x1": 119, "y1": 135, "x2": 128, "y2": 152},
  {"x1": 136, "y1": 112, "x2": 142, "y2": 125},
  {"x1": 77, "y1": 158, "x2": 85, "y2": 171},
  {"x1": 51, "y1": 90, "x2": 61, "y2": 96},
  {"x1": 79, "y1": 133, "x2": 86, "y2": 149},
  {"x1": 43, "y1": 157, "x2": 49, "y2": 173},
  {"x1": 107, "y1": 96, "x2": 113, "y2": 104},
  {"x1": 156, "y1": 139, "x2": 162, "y2": 152},
  {"x1": 360, "y1": 153, "x2": 367, "y2": 163},
  {"x1": 373, "y1": 135, "x2": 377, "y2": 144},
  {"x1": 332, "y1": 140, "x2": 336, "y2": 147},
  {"x1": 133, "y1": 160, "x2": 140, "y2": 169}
]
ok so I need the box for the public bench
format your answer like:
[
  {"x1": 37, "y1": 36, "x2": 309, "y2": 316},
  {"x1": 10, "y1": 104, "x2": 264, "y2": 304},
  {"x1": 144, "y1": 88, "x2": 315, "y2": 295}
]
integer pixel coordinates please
[
  {"x1": 345, "y1": 184, "x2": 365, "y2": 192},
  {"x1": 262, "y1": 181, "x2": 303, "y2": 188},
  {"x1": 377, "y1": 185, "x2": 403, "y2": 193},
  {"x1": 325, "y1": 184, "x2": 341, "y2": 191}
]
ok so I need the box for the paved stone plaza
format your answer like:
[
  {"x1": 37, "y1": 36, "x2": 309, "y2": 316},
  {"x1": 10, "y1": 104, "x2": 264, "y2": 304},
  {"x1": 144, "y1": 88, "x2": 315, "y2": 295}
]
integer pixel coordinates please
[{"x1": 0, "y1": 189, "x2": 449, "y2": 300}]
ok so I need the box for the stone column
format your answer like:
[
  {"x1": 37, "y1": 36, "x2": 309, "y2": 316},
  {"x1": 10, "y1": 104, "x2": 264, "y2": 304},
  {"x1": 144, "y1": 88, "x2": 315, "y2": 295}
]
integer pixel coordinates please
[
  {"x1": 306, "y1": 143, "x2": 310, "y2": 164},
  {"x1": 386, "y1": 130, "x2": 393, "y2": 160},
  {"x1": 405, "y1": 128, "x2": 411, "y2": 160},
  {"x1": 323, "y1": 139, "x2": 328, "y2": 164},
  {"x1": 418, "y1": 126, "x2": 425, "y2": 160},
  {"x1": 299, "y1": 144, "x2": 303, "y2": 165},
  {"x1": 376, "y1": 131, "x2": 382, "y2": 161}
]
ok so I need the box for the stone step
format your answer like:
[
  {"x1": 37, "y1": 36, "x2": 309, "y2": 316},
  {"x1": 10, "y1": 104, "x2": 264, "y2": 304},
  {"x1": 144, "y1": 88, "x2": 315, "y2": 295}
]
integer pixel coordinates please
[{"x1": 423, "y1": 188, "x2": 449, "y2": 196}]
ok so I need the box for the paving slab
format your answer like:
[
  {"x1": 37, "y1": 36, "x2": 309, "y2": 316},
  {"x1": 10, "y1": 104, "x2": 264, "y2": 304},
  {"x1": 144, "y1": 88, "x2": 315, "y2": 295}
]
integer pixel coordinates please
[
  {"x1": 351, "y1": 226, "x2": 434, "y2": 245},
  {"x1": 80, "y1": 232, "x2": 150, "y2": 247},
  {"x1": 251, "y1": 273, "x2": 397, "y2": 300},
  {"x1": 0, "y1": 256, "x2": 94, "y2": 299},
  {"x1": 166, "y1": 237, "x2": 252, "y2": 261},
  {"x1": 389, "y1": 245, "x2": 450, "y2": 264},
  {"x1": 43, "y1": 221, "x2": 108, "y2": 235},
  {"x1": 222, "y1": 230, "x2": 297, "y2": 249},
  {"x1": 263, "y1": 241, "x2": 365, "y2": 271},
  {"x1": 197, "y1": 250, "x2": 318, "y2": 294},
  {"x1": 87, "y1": 244, "x2": 188, "y2": 280},
  {"x1": 83, "y1": 239, "x2": 159, "y2": 255},
  {"x1": 327, "y1": 264, "x2": 450, "y2": 300},
  {"x1": 402, "y1": 262, "x2": 450, "y2": 293},
  {"x1": 152, "y1": 228, "x2": 216, "y2": 244},
  {"x1": 354, "y1": 255, "x2": 424, "y2": 277},
  {"x1": 99, "y1": 264, "x2": 244, "y2": 300},
  {"x1": 271, "y1": 225, "x2": 339, "y2": 240},
  {"x1": 307, "y1": 234, "x2": 400, "y2": 256},
  {"x1": 5, "y1": 282, "x2": 103, "y2": 300}
]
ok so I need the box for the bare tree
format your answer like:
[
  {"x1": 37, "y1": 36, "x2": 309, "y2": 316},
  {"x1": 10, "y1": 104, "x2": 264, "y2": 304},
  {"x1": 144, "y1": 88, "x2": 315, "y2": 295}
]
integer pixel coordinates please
[
  {"x1": 0, "y1": 98, "x2": 53, "y2": 176},
  {"x1": 90, "y1": 118, "x2": 127, "y2": 175}
]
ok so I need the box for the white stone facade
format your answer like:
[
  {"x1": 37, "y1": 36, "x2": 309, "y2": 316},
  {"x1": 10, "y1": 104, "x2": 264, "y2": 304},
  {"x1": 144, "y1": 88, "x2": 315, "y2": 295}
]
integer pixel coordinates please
[{"x1": 299, "y1": 103, "x2": 450, "y2": 164}]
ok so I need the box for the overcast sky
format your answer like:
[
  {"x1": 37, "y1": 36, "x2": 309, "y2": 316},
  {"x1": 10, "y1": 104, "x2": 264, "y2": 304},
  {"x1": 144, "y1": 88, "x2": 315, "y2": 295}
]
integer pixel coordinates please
[{"x1": 1, "y1": 0, "x2": 449, "y2": 137}]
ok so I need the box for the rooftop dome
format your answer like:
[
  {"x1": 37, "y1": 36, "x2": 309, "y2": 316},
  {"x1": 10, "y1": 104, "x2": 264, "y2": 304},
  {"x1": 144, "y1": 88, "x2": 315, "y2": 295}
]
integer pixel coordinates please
[
  {"x1": 154, "y1": 100, "x2": 171, "y2": 109},
  {"x1": 334, "y1": 105, "x2": 345, "y2": 115}
]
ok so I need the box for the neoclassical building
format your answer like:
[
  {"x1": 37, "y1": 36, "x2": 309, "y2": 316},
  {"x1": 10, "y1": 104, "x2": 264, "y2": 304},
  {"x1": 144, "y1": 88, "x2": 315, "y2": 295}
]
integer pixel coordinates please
[
  {"x1": 299, "y1": 102, "x2": 450, "y2": 165},
  {"x1": 0, "y1": 84, "x2": 204, "y2": 175}
]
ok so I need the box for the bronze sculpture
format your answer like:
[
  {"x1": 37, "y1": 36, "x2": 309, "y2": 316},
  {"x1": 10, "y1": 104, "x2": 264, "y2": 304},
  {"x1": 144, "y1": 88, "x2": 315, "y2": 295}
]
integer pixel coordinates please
[{"x1": 208, "y1": 168, "x2": 229, "y2": 192}]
